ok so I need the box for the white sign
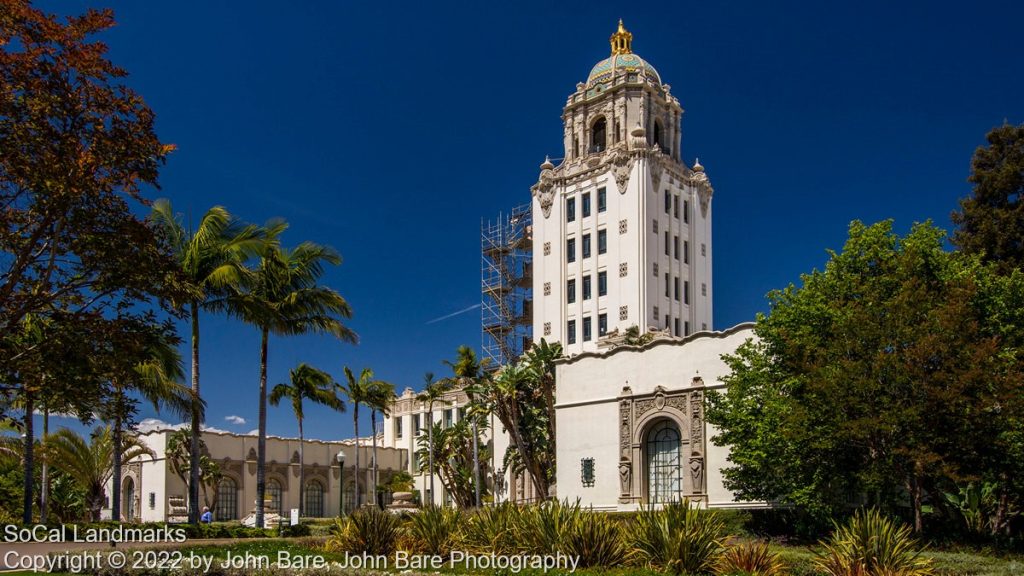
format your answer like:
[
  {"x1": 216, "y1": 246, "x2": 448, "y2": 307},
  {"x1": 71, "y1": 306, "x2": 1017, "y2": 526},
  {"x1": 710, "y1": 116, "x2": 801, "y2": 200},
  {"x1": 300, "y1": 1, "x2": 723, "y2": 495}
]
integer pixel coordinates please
[{"x1": 290, "y1": 508, "x2": 299, "y2": 526}]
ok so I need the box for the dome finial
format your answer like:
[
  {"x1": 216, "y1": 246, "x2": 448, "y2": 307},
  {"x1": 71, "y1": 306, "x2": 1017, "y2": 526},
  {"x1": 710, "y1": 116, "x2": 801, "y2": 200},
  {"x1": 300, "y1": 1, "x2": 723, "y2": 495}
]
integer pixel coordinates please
[{"x1": 610, "y1": 19, "x2": 633, "y2": 55}]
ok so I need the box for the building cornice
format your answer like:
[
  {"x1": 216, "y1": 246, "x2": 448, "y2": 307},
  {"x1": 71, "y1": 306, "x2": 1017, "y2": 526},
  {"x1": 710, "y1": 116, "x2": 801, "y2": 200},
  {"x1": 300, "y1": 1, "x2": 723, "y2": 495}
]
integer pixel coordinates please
[{"x1": 555, "y1": 321, "x2": 756, "y2": 366}]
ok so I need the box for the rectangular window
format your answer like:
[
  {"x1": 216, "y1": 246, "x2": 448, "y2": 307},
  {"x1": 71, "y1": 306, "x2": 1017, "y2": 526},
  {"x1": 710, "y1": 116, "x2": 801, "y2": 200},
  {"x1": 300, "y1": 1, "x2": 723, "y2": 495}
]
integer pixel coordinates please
[
  {"x1": 598, "y1": 271, "x2": 607, "y2": 296},
  {"x1": 674, "y1": 318, "x2": 680, "y2": 337},
  {"x1": 582, "y1": 234, "x2": 592, "y2": 259},
  {"x1": 583, "y1": 316, "x2": 592, "y2": 341},
  {"x1": 685, "y1": 321, "x2": 691, "y2": 336},
  {"x1": 685, "y1": 280, "x2": 690, "y2": 305},
  {"x1": 582, "y1": 275, "x2": 592, "y2": 300},
  {"x1": 444, "y1": 409, "x2": 453, "y2": 428},
  {"x1": 582, "y1": 192, "x2": 591, "y2": 217},
  {"x1": 567, "y1": 279, "x2": 576, "y2": 304},
  {"x1": 412, "y1": 413, "x2": 421, "y2": 435},
  {"x1": 598, "y1": 313, "x2": 608, "y2": 336},
  {"x1": 567, "y1": 320, "x2": 577, "y2": 345},
  {"x1": 567, "y1": 238, "x2": 576, "y2": 263},
  {"x1": 674, "y1": 276, "x2": 680, "y2": 301},
  {"x1": 597, "y1": 187, "x2": 607, "y2": 212},
  {"x1": 664, "y1": 273, "x2": 670, "y2": 297},
  {"x1": 665, "y1": 314, "x2": 670, "y2": 330},
  {"x1": 664, "y1": 231, "x2": 670, "y2": 256},
  {"x1": 684, "y1": 200, "x2": 690, "y2": 223},
  {"x1": 664, "y1": 190, "x2": 671, "y2": 213},
  {"x1": 673, "y1": 194, "x2": 680, "y2": 218},
  {"x1": 702, "y1": 283, "x2": 707, "y2": 296},
  {"x1": 458, "y1": 407, "x2": 466, "y2": 421},
  {"x1": 395, "y1": 416, "x2": 403, "y2": 439},
  {"x1": 598, "y1": 229, "x2": 607, "y2": 254},
  {"x1": 581, "y1": 458, "x2": 595, "y2": 487},
  {"x1": 567, "y1": 197, "x2": 576, "y2": 222},
  {"x1": 684, "y1": 240, "x2": 690, "y2": 264},
  {"x1": 674, "y1": 235, "x2": 680, "y2": 259}
]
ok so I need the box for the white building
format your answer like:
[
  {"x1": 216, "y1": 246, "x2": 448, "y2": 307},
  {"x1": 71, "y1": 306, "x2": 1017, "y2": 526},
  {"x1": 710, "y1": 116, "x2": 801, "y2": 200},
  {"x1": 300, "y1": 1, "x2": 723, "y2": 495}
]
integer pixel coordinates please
[{"x1": 531, "y1": 20, "x2": 714, "y2": 356}]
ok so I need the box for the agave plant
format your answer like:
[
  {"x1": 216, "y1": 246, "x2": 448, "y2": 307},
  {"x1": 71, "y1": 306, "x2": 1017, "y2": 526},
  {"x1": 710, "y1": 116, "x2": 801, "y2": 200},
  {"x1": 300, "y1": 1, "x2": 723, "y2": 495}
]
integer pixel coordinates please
[
  {"x1": 406, "y1": 505, "x2": 463, "y2": 557},
  {"x1": 813, "y1": 509, "x2": 934, "y2": 576},
  {"x1": 324, "y1": 507, "x2": 402, "y2": 556},
  {"x1": 630, "y1": 500, "x2": 727, "y2": 575},
  {"x1": 718, "y1": 540, "x2": 786, "y2": 576}
]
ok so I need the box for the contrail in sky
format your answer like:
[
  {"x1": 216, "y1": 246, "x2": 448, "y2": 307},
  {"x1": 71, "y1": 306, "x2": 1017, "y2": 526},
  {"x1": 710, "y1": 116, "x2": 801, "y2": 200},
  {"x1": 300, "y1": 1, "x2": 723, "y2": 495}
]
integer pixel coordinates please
[{"x1": 426, "y1": 303, "x2": 481, "y2": 324}]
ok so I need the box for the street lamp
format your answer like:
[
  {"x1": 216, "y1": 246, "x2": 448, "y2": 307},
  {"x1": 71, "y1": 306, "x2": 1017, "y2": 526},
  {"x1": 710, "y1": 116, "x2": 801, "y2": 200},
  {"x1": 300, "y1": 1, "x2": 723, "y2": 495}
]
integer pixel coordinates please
[{"x1": 336, "y1": 451, "x2": 346, "y2": 517}]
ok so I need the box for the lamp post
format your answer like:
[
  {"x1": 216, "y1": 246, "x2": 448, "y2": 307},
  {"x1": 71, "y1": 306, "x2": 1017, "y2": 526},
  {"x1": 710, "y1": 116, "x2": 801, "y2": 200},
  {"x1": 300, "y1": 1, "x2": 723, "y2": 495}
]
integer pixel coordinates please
[{"x1": 336, "y1": 450, "x2": 346, "y2": 518}]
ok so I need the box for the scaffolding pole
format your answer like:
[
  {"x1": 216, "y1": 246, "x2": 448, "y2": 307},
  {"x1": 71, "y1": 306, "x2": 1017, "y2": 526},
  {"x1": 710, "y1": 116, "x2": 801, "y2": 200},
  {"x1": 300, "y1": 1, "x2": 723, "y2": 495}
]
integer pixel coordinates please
[{"x1": 481, "y1": 203, "x2": 533, "y2": 369}]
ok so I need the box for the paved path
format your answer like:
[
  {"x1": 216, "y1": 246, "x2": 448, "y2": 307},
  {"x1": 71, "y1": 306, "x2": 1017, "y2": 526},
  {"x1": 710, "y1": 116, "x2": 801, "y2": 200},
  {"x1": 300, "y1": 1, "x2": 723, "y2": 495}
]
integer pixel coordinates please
[{"x1": 1, "y1": 538, "x2": 250, "y2": 571}]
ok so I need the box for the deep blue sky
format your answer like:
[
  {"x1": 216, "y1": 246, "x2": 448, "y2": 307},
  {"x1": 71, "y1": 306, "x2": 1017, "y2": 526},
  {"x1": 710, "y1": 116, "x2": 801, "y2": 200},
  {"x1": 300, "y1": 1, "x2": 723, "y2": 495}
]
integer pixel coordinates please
[{"x1": 35, "y1": 0, "x2": 1023, "y2": 441}]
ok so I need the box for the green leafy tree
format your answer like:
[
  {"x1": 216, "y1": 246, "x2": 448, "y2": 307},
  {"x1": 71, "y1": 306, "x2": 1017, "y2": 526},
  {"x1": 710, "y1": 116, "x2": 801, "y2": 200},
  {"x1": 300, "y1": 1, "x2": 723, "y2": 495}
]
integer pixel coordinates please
[
  {"x1": 415, "y1": 419, "x2": 490, "y2": 508},
  {"x1": 150, "y1": 199, "x2": 266, "y2": 523},
  {"x1": 166, "y1": 428, "x2": 222, "y2": 512},
  {"x1": 442, "y1": 346, "x2": 488, "y2": 507},
  {"x1": 269, "y1": 363, "x2": 340, "y2": 515},
  {"x1": 223, "y1": 240, "x2": 357, "y2": 527},
  {"x1": 415, "y1": 372, "x2": 450, "y2": 503},
  {"x1": 953, "y1": 123, "x2": 1024, "y2": 273},
  {"x1": 45, "y1": 426, "x2": 154, "y2": 521},
  {"x1": 707, "y1": 221, "x2": 1022, "y2": 532}
]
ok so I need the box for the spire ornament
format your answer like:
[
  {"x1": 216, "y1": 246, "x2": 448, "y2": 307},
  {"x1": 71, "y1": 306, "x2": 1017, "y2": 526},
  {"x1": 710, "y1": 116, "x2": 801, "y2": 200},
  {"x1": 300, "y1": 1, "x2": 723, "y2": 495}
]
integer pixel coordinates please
[{"x1": 610, "y1": 19, "x2": 633, "y2": 55}]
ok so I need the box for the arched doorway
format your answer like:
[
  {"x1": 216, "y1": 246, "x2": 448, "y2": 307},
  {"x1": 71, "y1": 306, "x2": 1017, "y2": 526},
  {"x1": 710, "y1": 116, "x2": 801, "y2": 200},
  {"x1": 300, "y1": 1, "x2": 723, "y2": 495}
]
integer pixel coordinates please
[
  {"x1": 121, "y1": 477, "x2": 135, "y2": 521},
  {"x1": 645, "y1": 419, "x2": 682, "y2": 504}
]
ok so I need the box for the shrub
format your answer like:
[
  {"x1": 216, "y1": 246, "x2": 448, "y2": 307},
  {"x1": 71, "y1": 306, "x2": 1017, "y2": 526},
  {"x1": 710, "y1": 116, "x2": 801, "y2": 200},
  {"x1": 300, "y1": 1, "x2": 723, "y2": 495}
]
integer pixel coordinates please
[
  {"x1": 813, "y1": 508, "x2": 934, "y2": 576},
  {"x1": 406, "y1": 505, "x2": 463, "y2": 557},
  {"x1": 279, "y1": 522, "x2": 311, "y2": 537},
  {"x1": 324, "y1": 507, "x2": 401, "y2": 556},
  {"x1": 463, "y1": 502, "x2": 523, "y2": 554},
  {"x1": 630, "y1": 500, "x2": 728, "y2": 575},
  {"x1": 717, "y1": 540, "x2": 786, "y2": 576},
  {"x1": 563, "y1": 508, "x2": 628, "y2": 568},
  {"x1": 520, "y1": 499, "x2": 583, "y2": 554}
]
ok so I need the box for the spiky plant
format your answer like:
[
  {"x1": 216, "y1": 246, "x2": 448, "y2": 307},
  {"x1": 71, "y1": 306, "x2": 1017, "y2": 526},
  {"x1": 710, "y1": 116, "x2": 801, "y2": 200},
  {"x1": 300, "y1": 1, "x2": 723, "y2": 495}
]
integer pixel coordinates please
[
  {"x1": 463, "y1": 502, "x2": 523, "y2": 555},
  {"x1": 630, "y1": 500, "x2": 728, "y2": 575},
  {"x1": 718, "y1": 540, "x2": 786, "y2": 576},
  {"x1": 563, "y1": 508, "x2": 627, "y2": 568},
  {"x1": 324, "y1": 507, "x2": 401, "y2": 556},
  {"x1": 520, "y1": 499, "x2": 584, "y2": 555},
  {"x1": 406, "y1": 505, "x2": 463, "y2": 557},
  {"x1": 813, "y1": 509, "x2": 934, "y2": 576}
]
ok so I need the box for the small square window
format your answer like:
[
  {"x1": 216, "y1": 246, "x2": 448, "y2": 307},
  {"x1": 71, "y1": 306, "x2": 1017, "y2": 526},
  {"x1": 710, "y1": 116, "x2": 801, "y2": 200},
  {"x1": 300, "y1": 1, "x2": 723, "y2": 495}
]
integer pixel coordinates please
[
  {"x1": 653, "y1": 220, "x2": 659, "y2": 234},
  {"x1": 567, "y1": 320, "x2": 577, "y2": 345},
  {"x1": 701, "y1": 243, "x2": 706, "y2": 257},
  {"x1": 543, "y1": 241, "x2": 551, "y2": 256},
  {"x1": 619, "y1": 219, "x2": 628, "y2": 234},
  {"x1": 702, "y1": 283, "x2": 707, "y2": 296},
  {"x1": 581, "y1": 458, "x2": 595, "y2": 487},
  {"x1": 543, "y1": 322, "x2": 551, "y2": 336},
  {"x1": 543, "y1": 281, "x2": 551, "y2": 296},
  {"x1": 653, "y1": 262, "x2": 659, "y2": 277},
  {"x1": 597, "y1": 188, "x2": 607, "y2": 212},
  {"x1": 619, "y1": 305, "x2": 628, "y2": 321}
]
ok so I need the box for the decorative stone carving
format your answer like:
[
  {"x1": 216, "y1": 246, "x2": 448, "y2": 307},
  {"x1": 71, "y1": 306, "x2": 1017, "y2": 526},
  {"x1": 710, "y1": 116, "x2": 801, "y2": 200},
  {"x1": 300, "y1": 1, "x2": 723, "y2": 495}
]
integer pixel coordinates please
[
  {"x1": 618, "y1": 458, "x2": 631, "y2": 495},
  {"x1": 543, "y1": 322, "x2": 551, "y2": 336},
  {"x1": 689, "y1": 458, "x2": 704, "y2": 493},
  {"x1": 611, "y1": 149, "x2": 635, "y2": 193},
  {"x1": 543, "y1": 241, "x2": 551, "y2": 256},
  {"x1": 619, "y1": 262, "x2": 628, "y2": 277},
  {"x1": 691, "y1": 391, "x2": 704, "y2": 455},
  {"x1": 290, "y1": 450, "x2": 300, "y2": 464},
  {"x1": 619, "y1": 305, "x2": 628, "y2": 321},
  {"x1": 543, "y1": 282, "x2": 551, "y2": 296},
  {"x1": 618, "y1": 219, "x2": 628, "y2": 234},
  {"x1": 532, "y1": 169, "x2": 557, "y2": 218},
  {"x1": 619, "y1": 400, "x2": 632, "y2": 456}
]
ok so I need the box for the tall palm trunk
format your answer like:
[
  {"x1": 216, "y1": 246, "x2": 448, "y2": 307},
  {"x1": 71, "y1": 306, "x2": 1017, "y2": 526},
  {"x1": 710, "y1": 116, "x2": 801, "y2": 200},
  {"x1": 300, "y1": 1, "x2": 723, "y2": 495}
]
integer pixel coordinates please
[
  {"x1": 352, "y1": 404, "x2": 360, "y2": 510},
  {"x1": 22, "y1": 392, "x2": 34, "y2": 524},
  {"x1": 111, "y1": 405, "x2": 123, "y2": 522},
  {"x1": 255, "y1": 327, "x2": 269, "y2": 528},
  {"x1": 427, "y1": 400, "x2": 435, "y2": 505},
  {"x1": 40, "y1": 407, "x2": 48, "y2": 521},
  {"x1": 298, "y1": 415, "x2": 304, "y2": 517},
  {"x1": 189, "y1": 301, "x2": 201, "y2": 524},
  {"x1": 371, "y1": 409, "x2": 379, "y2": 507}
]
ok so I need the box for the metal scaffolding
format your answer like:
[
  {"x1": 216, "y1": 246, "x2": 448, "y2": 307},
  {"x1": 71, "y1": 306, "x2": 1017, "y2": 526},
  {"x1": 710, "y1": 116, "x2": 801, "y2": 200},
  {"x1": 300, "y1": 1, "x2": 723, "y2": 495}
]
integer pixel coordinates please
[{"x1": 481, "y1": 203, "x2": 533, "y2": 369}]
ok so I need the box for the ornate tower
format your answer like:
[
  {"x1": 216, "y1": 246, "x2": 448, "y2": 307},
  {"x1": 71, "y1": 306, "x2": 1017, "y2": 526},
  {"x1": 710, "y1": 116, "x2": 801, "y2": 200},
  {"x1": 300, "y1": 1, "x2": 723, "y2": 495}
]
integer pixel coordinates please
[{"x1": 531, "y1": 21, "x2": 714, "y2": 355}]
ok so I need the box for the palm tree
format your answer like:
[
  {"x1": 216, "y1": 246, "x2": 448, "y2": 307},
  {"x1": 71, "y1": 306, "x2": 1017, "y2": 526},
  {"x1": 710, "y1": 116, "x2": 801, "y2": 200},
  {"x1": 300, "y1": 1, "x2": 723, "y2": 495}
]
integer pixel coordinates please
[
  {"x1": 269, "y1": 363, "x2": 341, "y2": 515},
  {"x1": 443, "y1": 346, "x2": 488, "y2": 507},
  {"x1": 46, "y1": 427, "x2": 155, "y2": 521},
  {"x1": 336, "y1": 367, "x2": 376, "y2": 512},
  {"x1": 415, "y1": 372, "x2": 450, "y2": 505},
  {"x1": 366, "y1": 378, "x2": 396, "y2": 504},
  {"x1": 223, "y1": 241, "x2": 357, "y2": 528},
  {"x1": 108, "y1": 331, "x2": 197, "y2": 522},
  {"x1": 150, "y1": 200, "x2": 267, "y2": 523}
]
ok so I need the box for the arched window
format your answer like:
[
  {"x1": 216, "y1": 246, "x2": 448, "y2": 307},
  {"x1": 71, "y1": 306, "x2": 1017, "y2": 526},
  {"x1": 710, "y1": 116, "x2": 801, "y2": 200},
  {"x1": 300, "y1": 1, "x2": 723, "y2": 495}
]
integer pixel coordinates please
[
  {"x1": 591, "y1": 118, "x2": 607, "y2": 153},
  {"x1": 646, "y1": 419, "x2": 682, "y2": 504},
  {"x1": 653, "y1": 120, "x2": 663, "y2": 150},
  {"x1": 122, "y1": 477, "x2": 135, "y2": 521},
  {"x1": 267, "y1": 479, "x2": 282, "y2": 516},
  {"x1": 304, "y1": 480, "x2": 324, "y2": 518},
  {"x1": 215, "y1": 477, "x2": 238, "y2": 521}
]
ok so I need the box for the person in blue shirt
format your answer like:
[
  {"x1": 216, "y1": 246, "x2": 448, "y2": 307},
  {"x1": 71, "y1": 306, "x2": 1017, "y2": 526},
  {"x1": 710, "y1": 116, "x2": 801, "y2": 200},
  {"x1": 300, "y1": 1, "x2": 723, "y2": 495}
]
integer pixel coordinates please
[{"x1": 200, "y1": 506, "x2": 212, "y2": 523}]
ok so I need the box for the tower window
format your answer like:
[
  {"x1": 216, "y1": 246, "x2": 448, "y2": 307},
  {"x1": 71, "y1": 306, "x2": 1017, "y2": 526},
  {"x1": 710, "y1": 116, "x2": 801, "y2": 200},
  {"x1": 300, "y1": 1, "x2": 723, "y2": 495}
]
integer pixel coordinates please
[
  {"x1": 582, "y1": 234, "x2": 592, "y2": 259},
  {"x1": 684, "y1": 240, "x2": 690, "y2": 264},
  {"x1": 674, "y1": 318, "x2": 680, "y2": 336},
  {"x1": 567, "y1": 197, "x2": 576, "y2": 222},
  {"x1": 664, "y1": 273, "x2": 670, "y2": 298},
  {"x1": 685, "y1": 281, "x2": 690, "y2": 305},
  {"x1": 591, "y1": 118, "x2": 607, "y2": 153},
  {"x1": 674, "y1": 235, "x2": 679, "y2": 260},
  {"x1": 673, "y1": 195, "x2": 679, "y2": 218},
  {"x1": 567, "y1": 320, "x2": 577, "y2": 345},
  {"x1": 614, "y1": 119, "x2": 621, "y2": 143},
  {"x1": 684, "y1": 200, "x2": 690, "y2": 224},
  {"x1": 598, "y1": 314, "x2": 608, "y2": 337},
  {"x1": 567, "y1": 238, "x2": 576, "y2": 263},
  {"x1": 598, "y1": 229, "x2": 607, "y2": 254},
  {"x1": 598, "y1": 187, "x2": 607, "y2": 212},
  {"x1": 664, "y1": 231, "x2": 669, "y2": 256},
  {"x1": 567, "y1": 279, "x2": 576, "y2": 304},
  {"x1": 583, "y1": 316, "x2": 592, "y2": 341},
  {"x1": 674, "y1": 276, "x2": 680, "y2": 301},
  {"x1": 583, "y1": 275, "x2": 592, "y2": 300},
  {"x1": 654, "y1": 120, "x2": 663, "y2": 150},
  {"x1": 664, "y1": 190, "x2": 671, "y2": 214},
  {"x1": 582, "y1": 192, "x2": 591, "y2": 217},
  {"x1": 685, "y1": 321, "x2": 691, "y2": 336},
  {"x1": 598, "y1": 270, "x2": 607, "y2": 296}
]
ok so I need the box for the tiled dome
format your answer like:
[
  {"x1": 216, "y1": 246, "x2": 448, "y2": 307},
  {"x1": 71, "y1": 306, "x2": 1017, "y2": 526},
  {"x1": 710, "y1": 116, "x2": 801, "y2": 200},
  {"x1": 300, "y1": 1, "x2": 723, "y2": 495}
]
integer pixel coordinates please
[{"x1": 587, "y1": 52, "x2": 661, "y2": 86}]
